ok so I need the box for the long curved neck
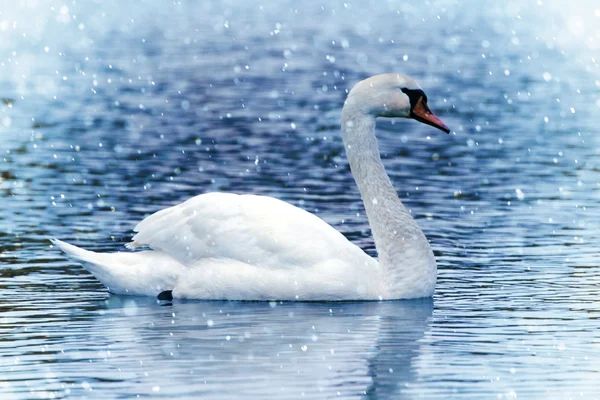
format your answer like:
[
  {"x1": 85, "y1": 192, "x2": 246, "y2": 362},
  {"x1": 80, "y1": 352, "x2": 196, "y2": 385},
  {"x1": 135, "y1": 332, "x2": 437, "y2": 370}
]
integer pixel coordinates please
[{"x1": 341, "y1": 104, "x2": 433, "y2": 283}]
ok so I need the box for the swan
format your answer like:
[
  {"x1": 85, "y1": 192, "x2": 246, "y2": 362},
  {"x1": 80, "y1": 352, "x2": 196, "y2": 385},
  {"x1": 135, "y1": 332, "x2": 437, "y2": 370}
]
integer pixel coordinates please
[{"x1": 52, "y1": 73, "x2": 449, "y2": 301}]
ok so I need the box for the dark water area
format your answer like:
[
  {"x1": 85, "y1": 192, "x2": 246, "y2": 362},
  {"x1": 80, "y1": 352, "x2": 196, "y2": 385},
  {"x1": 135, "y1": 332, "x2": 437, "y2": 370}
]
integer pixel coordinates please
[{"x1": 1, "y1": 0, "x2": 599, "y2": 398}]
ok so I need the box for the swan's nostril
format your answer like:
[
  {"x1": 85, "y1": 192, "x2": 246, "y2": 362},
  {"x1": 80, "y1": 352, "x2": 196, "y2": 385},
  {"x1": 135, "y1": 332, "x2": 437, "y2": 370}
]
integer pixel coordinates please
[{"x1": 411, "y1": 97, "x2": 450, "y2": 133}]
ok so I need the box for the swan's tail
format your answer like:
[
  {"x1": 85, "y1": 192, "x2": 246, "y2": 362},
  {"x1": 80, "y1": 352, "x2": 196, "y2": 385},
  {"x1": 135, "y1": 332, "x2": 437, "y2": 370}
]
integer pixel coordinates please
[
  {"x1": 50, "y1": 238, "x2": 100, "y2": 264},
  {"x1": 50, "y1": 238, "x2": 180, "y2": 296}
]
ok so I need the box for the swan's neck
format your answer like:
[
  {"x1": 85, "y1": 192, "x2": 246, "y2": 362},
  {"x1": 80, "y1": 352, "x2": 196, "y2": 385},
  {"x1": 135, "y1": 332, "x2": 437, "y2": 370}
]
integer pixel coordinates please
[{"x1": 341, "y1": 105, "x2": 436, "y2": 296}]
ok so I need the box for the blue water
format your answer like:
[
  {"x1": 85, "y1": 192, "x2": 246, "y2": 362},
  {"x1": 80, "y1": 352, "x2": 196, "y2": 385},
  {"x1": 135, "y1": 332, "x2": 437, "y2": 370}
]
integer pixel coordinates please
[{"x1": 1, "y1": 0, "x2": 599, "y2": 398}]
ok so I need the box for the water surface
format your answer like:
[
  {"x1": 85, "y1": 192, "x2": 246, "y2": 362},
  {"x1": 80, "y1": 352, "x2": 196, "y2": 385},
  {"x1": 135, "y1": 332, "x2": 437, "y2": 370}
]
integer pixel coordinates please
[{"x1": 1, "y1": 0, "x2": 599, "y2": 398}]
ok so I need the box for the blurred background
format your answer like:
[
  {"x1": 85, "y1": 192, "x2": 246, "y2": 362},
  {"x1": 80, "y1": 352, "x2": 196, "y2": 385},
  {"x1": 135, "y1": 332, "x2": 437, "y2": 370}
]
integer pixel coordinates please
[{"x1": 1, "y1": 0, "x2": 599, "y2": 398}]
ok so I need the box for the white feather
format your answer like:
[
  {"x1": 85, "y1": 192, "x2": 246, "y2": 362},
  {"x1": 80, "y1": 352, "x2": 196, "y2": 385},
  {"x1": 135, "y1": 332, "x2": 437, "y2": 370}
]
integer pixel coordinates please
[{"x1": 53, "y1": 73, "x2": 443, "y2": 301}]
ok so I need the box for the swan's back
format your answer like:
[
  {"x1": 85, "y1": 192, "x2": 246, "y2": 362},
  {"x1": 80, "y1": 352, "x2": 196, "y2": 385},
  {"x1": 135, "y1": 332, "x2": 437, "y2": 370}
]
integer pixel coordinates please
[{"x1": 129, "y1": 192, "x2": 375, "y2": 271}]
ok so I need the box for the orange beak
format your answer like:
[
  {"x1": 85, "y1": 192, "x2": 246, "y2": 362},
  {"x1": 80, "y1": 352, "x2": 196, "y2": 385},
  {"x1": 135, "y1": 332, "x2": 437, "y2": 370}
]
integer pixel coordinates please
[{"x1": 411, "y1": 97, "x2": 450, "y2": 133}]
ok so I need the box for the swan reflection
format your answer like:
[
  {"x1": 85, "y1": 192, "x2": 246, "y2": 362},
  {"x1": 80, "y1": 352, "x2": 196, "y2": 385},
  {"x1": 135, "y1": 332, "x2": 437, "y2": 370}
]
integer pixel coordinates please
[{"x1": 85, "y1": 298, "x2": 434, "y2": 399}]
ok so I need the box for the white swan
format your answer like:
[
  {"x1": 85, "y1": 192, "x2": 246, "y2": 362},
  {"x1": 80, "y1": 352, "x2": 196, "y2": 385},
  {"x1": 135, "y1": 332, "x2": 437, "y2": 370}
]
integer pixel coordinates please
[{"x1": 52, "y1": 73, "x2": 449, "y2": 301}]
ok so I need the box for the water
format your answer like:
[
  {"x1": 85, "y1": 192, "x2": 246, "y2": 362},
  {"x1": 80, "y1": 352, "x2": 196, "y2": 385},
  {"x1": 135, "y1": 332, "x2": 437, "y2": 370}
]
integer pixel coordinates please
[{"x1": 1, "y1": 0, "x2": 599, "y2": 398}]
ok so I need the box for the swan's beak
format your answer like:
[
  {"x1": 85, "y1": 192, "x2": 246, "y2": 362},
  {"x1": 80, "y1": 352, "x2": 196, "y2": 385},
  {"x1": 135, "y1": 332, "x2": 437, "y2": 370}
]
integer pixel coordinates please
[{"x1": 411, "y1": 97, "x2": 450, "y2": 133}]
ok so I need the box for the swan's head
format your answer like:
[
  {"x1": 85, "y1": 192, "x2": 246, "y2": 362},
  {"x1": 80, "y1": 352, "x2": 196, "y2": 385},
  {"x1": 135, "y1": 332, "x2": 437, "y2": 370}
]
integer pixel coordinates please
[{"x1": 346, "y1": 73, "x2": 450, "y2": 133}]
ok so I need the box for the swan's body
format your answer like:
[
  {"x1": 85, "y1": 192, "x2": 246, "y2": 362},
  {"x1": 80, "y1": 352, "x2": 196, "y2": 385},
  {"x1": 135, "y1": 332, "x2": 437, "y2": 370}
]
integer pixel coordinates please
[{"x1": 53, "y1": 73, "x2": 449, "y2": 301}]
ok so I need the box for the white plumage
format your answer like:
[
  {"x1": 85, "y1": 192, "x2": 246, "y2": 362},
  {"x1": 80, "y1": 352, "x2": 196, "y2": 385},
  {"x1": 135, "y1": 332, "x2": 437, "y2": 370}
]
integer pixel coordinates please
[
  {"x1": 52, "y1": 193, "x2": 381, "y2": 300},
  {"x1": 53, "y1": 73, "x2": 450, "y2": 301}
]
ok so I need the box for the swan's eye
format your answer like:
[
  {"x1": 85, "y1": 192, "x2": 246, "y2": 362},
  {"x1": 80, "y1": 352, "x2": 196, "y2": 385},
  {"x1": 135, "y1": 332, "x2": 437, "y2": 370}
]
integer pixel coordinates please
[
  {"x1": 407, "y1": 91, "x2": 450, "y2": 133},
  {"x1": 401, "y1": 88, "x2": 427, "y2": 111}
]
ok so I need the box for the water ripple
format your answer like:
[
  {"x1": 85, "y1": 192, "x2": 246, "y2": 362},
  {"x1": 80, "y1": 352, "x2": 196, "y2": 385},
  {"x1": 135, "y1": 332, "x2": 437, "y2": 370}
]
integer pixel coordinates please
[{"x1": 1, "y1": 0, "x2": 599, "y2": 398}]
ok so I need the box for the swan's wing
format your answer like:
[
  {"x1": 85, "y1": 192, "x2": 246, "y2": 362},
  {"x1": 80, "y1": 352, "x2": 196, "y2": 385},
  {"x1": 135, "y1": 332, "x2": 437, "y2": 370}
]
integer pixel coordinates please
[{"x1": 128, "y1": 192, "x2": 370, "y2": 269}]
